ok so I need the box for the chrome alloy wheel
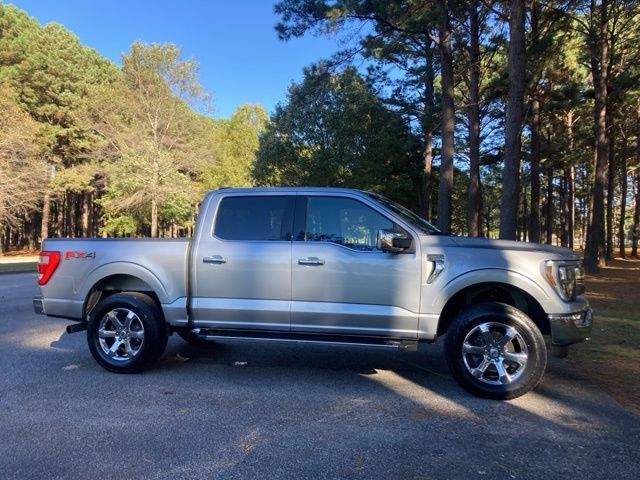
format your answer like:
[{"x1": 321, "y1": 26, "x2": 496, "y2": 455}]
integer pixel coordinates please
[
  {"x1": 461, "y1": 322, "x2": 529, "y2": 385},
  {"x1": 97, "y1": 308, "x2": 145, "y2": 362}
]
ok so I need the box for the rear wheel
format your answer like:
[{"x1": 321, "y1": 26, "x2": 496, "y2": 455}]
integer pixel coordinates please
[
  {"x1": 444, "y1": 302, "x2": 547, "y2": 399},
  {"x1": 87, "y1": 292, "x2": 167, "y2": 373}
]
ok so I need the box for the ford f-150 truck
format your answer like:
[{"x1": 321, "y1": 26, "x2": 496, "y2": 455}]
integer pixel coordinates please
[{"x1": 33, "y1": 188, "x2": 592, "y2": 399}]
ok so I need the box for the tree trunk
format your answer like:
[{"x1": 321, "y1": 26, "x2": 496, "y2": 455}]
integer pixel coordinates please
[
  {"x1": 618, "y1": 152, "x2": 627, "y2": 258},
  {"x1": 67, "y1": 192, "x2": 74, "y2": 237},
  {"x1": 633, "y1": 103, "x2": 640, "y2": 257},
  {"x1": 565, "y1": 110, "x2": 576, "y2": 249},
  {"x1": 25, "y1": 212, "x2": 36, "y2": 250},
  {"x1": 437, "y1": 1, "x2": 455, "y2": 233},
  {"x1": 499, "y1": 0, "x2": 526, "y2": 240},
  {"x1": 151, "y1": 157, "x2": 160, "y2": 238},
  {"x1": 560, "y1": 171, "x2": 569, "y2": 247},
  {"x1": 55, "y1": 197, "x2": 63, "y2": 237},
  {"x1": 418, "y1": 40, "x2": 435, "y2": 221},
  {"x1": 40, "y1": 190, "x2": 51, "y2": 242},
  {"x1": 606, "y1": 106, "x2": 615, "y2": 259},
  {"x1": 151, "y1": 193, "x2": 158, "y2": 238},
  {"x1": 520, "y1": 173, "x2": 528, "y2": 241},
  {"x1": 581, "y1": 162, "x2": 590, "y2": 249},
  {"x1": 22, "y1": 215, "x2": 29, "y2": 250},
  {"x1": 81, "y1": 192, "x2": 91, "y2": 237},
  {"x1": 62, "y1": 193, "x2": 68, "y2": 236},
  {"x1": 529, "y1": 96, "x2": 542, "y2": 243},
  {"x1": 467, "y1": 0, "x2": 482, "y2": 237},
  {"x1": 584, "y1": 0, "x2": 609, "y2": 273},
  {"x1": 632, "y1": 166, "x2": 640, "y2": 257},
  {"x1": 93, "y1": 182, "x2": 103, "y2": 237},
  {"x1": 419, "y1": 132, "x2": 434, "y2": 221},
  {"x1": 568, "y1": 166, "x2": 575, "y2": 249},
  {"x1": 545, "y1": 166, "x2": 553, "y2": 244},
  {"x1": 1, "y1": 225, "x2": 8, "y2": 253},
  {"x1": 528, "y1": 1, "x2": 541, "y2": 244},
  {"x1": 75, "y1": 192, "x2": 82, "y2": 237}
]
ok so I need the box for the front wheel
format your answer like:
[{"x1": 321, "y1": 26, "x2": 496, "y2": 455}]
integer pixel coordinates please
[
  {"x1": 87, "y1": 292, "x2": 168, "y2": 373},
  {"x1": 444, "y1": 302, "x2": 547, "y2": 400}
]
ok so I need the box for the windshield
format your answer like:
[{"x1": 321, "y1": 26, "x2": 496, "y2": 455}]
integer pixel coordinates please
[{"x1": 365, "y1": 192, "x2": 441, "y2": 235}]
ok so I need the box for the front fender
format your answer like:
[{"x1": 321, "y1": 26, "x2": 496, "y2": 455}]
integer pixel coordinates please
[{"x1": 427, "y1": 268, "x2": 556, "y2": 314}]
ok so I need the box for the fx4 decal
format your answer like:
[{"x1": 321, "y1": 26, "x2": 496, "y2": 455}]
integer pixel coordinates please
[{"x1": 64, "y1": 251, "x2": 96, "y2": 260}]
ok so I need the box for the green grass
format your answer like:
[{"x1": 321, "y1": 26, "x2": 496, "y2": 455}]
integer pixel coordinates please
[
  {"x1": 0, "y1": 262, "x2": 37, "y2": 274},
  {"x1": 592, "y1": 310, "x2": 640, "y2": 323},
  {"x1": 573, "y1": 315, "x2": 640, "y2": 361}
]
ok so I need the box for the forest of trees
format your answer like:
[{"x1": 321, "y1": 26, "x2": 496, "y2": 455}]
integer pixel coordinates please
[
  {"x1": 0, "y1": 4, "x2": 266, "y2": 245},
  {"x1": 1, "y1": 1, "x2": 640, "y2": 274}
]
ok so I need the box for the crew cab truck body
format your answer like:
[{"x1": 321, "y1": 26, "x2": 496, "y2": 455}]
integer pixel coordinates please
[{"x1": 34, "y1": 188, "x2": 592, "y2": 399}]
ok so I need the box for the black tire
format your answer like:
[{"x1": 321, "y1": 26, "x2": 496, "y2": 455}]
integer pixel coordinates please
[
  {"x1": 444, "y1": 302, "x2": 547, "y2": 400},
  {"x1": 175, "y1": 329, "x2": 210, "y2": 345},
  {"x1": 87, "y1": 292, "x2": 168, "y2": 373}
]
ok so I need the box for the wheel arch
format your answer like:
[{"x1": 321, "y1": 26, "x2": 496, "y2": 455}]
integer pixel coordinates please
[
  {"x1": 435, "y1": 280, "x2": 550, "y2": 337},
  {"x1": 81, "y1": 265, "x2": 167, "y2": 319}
]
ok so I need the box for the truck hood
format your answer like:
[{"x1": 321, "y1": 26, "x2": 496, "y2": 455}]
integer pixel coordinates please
[{"x1": 449, "y1": 236, "x2": 578, "y2": 260}]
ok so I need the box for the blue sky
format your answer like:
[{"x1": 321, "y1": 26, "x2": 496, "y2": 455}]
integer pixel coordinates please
[{"x1": 9, "y1": 0, "x2": 342, "y2": 118}]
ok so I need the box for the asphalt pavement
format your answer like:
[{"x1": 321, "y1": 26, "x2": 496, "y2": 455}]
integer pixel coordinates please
[{"x1": 1, "y1": 272, "x2": 638, "y2": 480}]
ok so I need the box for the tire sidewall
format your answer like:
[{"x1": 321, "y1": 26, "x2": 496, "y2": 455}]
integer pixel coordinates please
[
  {"x1": 87, "y1": 293, "x2": 166, "y2": 373},
  {"x1": 445, "y1": 302, "x2": 547, "y2": 399}
]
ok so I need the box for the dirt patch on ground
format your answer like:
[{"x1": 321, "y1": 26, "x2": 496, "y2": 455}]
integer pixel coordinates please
[
  {"x1": 0, "y1": 249, "x2": 39, "y2": 257},
  {"x1": 570, "y1": 255, "x2": 640, "y2": 415},
  {"x1": 583, "y1": 256, "x2": 640, "y2": 314}
]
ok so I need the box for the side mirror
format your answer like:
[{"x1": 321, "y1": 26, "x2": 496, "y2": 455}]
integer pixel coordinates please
[{"x1": 377, "y1": 230, "x2": 412, "y2": 253}]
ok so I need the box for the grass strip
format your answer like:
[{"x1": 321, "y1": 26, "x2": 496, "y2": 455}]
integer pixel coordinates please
[{"x1": 0, "y1": 262, "x2": 37, "y2": 274}]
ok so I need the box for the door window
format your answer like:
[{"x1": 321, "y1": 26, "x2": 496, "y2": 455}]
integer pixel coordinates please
[
  {"x1": 304, "y1": 197, "x2": 394, "y2": 251},
  {"x1": 214, "y1": 196, "x2": 293, "y2": 241}
]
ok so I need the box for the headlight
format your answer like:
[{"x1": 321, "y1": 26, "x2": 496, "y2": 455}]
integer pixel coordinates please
[{"x1": 544, "y1": 260, "x2": 584, "y2": 302}]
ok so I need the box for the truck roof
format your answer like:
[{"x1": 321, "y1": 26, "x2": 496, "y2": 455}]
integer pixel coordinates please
[{"x1": 207, "y1": 187, "x2": 370, "y2": 195}]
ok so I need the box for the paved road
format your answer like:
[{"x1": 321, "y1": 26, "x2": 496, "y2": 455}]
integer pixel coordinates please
[{"x1": 1, "y1": 273, "x2": 638, "y2": 480}]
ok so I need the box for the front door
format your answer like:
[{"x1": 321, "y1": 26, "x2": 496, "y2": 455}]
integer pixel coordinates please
[
  {"x1": 192, "y1": 194, "x2": 294, "y2": 331},
  {"x1": 291, "y1": 195, "x2": 421, "y2": 338}
]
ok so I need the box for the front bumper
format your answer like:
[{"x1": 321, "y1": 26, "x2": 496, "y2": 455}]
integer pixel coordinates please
[
  {"x1": 33, "y1": 296, "x2": 44, "y2": 315},
  {"x1": 548, "y1": 308, "x2": 593, "y2": 346}
]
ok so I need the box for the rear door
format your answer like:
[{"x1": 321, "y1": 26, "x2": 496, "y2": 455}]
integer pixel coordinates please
[
  {"x1": 291, "y1": 195, "x2": 421, "y2": 338},
  {"x1": 192, "y1": 194, "x2": 294, "y2": 331}
]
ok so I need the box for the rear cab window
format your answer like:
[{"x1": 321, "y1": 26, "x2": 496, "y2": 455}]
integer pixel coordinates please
[{"x1": 214, "y1": 196, "x2": 294, "y2": 241}]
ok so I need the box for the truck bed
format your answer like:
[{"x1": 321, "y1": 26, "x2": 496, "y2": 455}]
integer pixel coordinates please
[{"x1": 38, "y1": 238, "x2": 190, "y2": 322}]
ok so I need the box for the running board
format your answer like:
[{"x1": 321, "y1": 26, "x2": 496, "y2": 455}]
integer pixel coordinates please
[{"x1": 193, "y1": 329, "x2": 418, "y2": 352}]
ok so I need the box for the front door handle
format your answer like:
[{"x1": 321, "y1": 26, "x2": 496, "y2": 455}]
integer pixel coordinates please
[
  {"x1": 203, "y1": 255, "x2": 227, "y2": 264},
  {"x1": 298, "y1": 257, "x2": 325, "y2": 266}
]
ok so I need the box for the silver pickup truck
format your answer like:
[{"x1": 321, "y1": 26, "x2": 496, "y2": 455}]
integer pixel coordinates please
[{"x1": 34, "y1": 187, "x2": 592, "y2": 399}]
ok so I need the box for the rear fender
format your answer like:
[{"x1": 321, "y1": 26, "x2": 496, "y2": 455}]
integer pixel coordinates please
[{"x1": 79, "y1": 262, "x2": 170, "y2": 304}]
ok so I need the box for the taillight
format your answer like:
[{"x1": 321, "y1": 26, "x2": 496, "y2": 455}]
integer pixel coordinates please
[{"x1": 38, "y1": 251, "x2": 61, "y2": 286}]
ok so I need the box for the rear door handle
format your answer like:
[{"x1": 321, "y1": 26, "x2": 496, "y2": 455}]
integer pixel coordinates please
[
  {"x1": 203, "y1": 255, "x2": 227, "y2": 264},
  {"x1": 298, "y1": 257, "x2": 325, "y2": 266}
]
